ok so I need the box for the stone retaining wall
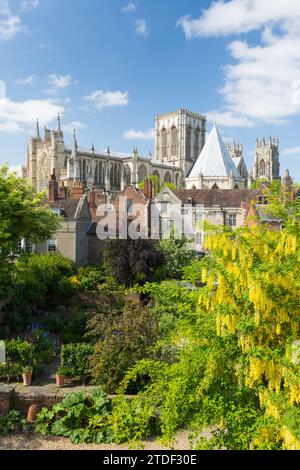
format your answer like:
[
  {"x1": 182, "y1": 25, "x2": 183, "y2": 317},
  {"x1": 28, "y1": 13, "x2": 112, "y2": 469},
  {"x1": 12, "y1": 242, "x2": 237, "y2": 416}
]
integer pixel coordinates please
[
  {"x1": 0, "y1": 384, "x2": 135, "y2": 417},
  {"x1": 12, "y1": 387, "x2": 64, "y2": 415}
]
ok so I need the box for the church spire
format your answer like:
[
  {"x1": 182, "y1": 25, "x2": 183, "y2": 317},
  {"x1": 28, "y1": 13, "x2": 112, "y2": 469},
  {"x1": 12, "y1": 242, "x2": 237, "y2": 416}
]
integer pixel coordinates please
[
  {"x1": 36, "y1": 119, "x2": 40, "y2": 139},
  {"x1": 71, "y1": 129, "x2": 78, "y2": 160},
  {"x1": 73, "y1": 128, "x2": 78, "y2": 149},
  {"x1": 57, "y1": 113, "x2": 62, "y2": 133}
]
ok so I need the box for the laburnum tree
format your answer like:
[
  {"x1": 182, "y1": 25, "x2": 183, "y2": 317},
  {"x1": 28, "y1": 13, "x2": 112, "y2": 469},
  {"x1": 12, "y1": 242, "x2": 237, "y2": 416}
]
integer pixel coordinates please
[
  {"x1": 111, "y1": 190, "x2": 300, "y2": 449},
  {"x1": 0, "y1": 165, "x2": 60, "y2": 298}
]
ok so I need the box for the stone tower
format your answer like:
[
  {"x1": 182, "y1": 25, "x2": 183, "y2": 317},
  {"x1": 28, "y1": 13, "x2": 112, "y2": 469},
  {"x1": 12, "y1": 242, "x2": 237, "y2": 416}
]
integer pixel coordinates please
[
  {"x1": 155, "y1": 109, "x2": 206, "y2": 177},
  {"x1": 23, "y1": 114, "x2": 65, "y2": 193},
  {"x1": 252, "y1": 137, "x2": 280, "y2": 182}
]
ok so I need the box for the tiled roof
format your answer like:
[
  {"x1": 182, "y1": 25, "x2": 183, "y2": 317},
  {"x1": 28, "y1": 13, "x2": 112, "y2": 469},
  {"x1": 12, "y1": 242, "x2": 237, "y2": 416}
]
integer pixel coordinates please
[{"x1": 172, "y1": 189, "x2": 261, "y2": 207}]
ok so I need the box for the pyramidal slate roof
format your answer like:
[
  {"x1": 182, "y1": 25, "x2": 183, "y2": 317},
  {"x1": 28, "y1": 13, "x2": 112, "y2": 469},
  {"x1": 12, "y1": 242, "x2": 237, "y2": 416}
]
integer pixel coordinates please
[{"x1": 188, "y1": 124, "x2": 240, "y2": 178}]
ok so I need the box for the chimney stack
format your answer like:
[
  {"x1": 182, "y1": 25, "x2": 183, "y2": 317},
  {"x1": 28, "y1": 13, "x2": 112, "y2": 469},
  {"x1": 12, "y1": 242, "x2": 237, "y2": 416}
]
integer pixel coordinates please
[
  {"x1": 48, "y1": 169, "x2": 58, "y2": 202},
  {"x1": 143, "y1": 178, "x2": 154, "y2": 200},
  {"x1": 89, "y1": 189, "x2": 96, "y2": 209},
  {"x1": 282, "y1": 169, "x2": 293, "y2": 193},
  {"x1": 72, "y1": 180, "x2": 85, "y2": 199},
  {"x1": 59, "y1": 181, "x2": 68, "y2": 199}
]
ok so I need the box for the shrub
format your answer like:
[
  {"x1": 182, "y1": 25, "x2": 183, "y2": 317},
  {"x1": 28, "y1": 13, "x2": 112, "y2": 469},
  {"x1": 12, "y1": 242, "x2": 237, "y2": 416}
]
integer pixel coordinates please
[
  {"x1": 76, "y1": 265, "x2": 106, "y2": 291},
  {"x1": 14, "y1": 253, "x2": 75, "y2": 305},
  {"x1": 103, "y1": 239, "x2": 165, "y2": 287},
  {"x1": 86, "y1": 301, "x2": 158, "y2": 393},
  {"x1": 159, "y1": 229, "x2": 195, "y2": 279},
  {"x1": 0, "y1": 411, "x2": 29, "y2": 436},
  {"x1": 60, "y1": 309, "x2": 89, "y2": 344},
  {"x1": 61, "y1": 343, "x2": 94, "y2": 383},
  {"x1": 35, "y1": 388, "x2": 113, "y2": 444},
  {"x1": 0, "y1": 338, "x2": 33, "y2": 381}
]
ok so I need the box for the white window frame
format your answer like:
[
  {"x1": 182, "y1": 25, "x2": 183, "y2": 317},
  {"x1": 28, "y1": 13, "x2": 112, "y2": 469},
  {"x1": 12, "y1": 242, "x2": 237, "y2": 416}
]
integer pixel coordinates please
[
  {"x1": 47, "y1": 239, "x2": 57, "y2": 253},
  {"x1": 228, "y1": 214, "x2": 237, "y2": 227}
]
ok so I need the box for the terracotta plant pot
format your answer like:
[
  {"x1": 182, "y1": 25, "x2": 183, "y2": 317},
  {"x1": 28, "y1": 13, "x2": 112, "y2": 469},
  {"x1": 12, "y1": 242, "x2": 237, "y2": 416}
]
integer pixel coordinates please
[
  {"x1": 27, "y1": 404, "x2": 38, "y2": 423},
  {"x1": 56, "y1": 374, "x2": 64, "y2": 388},
  {"x1": 22, "y1": 371, "x2": 32, "y2": 386}
]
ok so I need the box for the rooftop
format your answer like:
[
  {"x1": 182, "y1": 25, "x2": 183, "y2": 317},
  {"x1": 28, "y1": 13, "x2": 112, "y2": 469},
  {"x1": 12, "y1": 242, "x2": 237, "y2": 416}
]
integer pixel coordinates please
[
  {"x1": 172, "y1": 188, "x2": 261, "y2": 207},
  {"x1": 188, "y1": 124, "x2": 240, "y2": 179}
]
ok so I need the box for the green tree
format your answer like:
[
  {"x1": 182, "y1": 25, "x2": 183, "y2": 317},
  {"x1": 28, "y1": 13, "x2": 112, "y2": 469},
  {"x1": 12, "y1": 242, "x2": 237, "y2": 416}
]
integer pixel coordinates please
[
  {"x1": 0, "y1": 165, "x2": 60, "y2": 297},
  {"x1": 159, "y1": 228, "x2": 195, "y2": 279},
  {"x1": 103, "y1": 239, "x2": 165, "y2": 287}
]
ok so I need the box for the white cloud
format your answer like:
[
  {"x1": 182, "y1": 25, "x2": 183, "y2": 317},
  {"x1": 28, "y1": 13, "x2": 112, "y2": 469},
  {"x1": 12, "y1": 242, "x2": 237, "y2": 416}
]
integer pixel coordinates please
[
  {"x1": 177, "y1": 0, "x2": 300, "y2": 39},
  {"x1": 84, "y1": 90, "x2": 129, "y2": 111},
  {"x1": 206, "y1": 111, "x2": 256, "y2": 128},
  {"x1": 46, "y1": 74, "x2": 77, "y2": 95},
  {"x1": 177, "y1": 0, "x2": 300, "y2": 127},
  {"x1": 0, "y1": 121, "x2": 24, "y2": 133},
  {"x1": 282, "y1": 146, "x2": 300, "y2": 156},
  {"x1": 123, "y1": 128, "x2": 154, "y2": 140},
  {"x1": 16, "y1": 74, "x2": 39, "y2": 85},
  {"x1": 0, "y1": 80, "x2": 64, "y2": 134},
  {"x1": 19, "y1": 0, "x2": 40, "y2": 13},
  {"x1": 63, "y1": 121, "x2": 87, "y2": 134},
  {"x1": 0, "y1": 0, "x2": 23, "y2": 41},
  {"x1": 135, "y1": 18, "x2": 149, "y2": 38},
  {"x1": 122, "y1": 2, "x2": 136, "y2": 13}
]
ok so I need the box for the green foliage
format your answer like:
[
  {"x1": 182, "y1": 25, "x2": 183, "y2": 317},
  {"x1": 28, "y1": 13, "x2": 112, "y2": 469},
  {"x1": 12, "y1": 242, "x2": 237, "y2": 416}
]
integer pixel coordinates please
[
  {"x1": 163, "y1": 182, "x2": 176, "y2": 191},
  {"x1": 1, "y1": 253, "x2": 75, "y2": 333},
  {"x1": 35, "y1": 388, "x2": 113, "y2": 444},
  {"x1": 14, "y1": 253, "x2": 75, "y2": 305},
  {"x1": 86, "y1": 301, "x2": 158, "y2": 393},
  {"x1": 138, "y1": 174, "x2": 176, "y2": 196},
  {"x1": 60, "y1": 309, "x2": 89, "y2": 344},
  {"x1": 61, "y1": 343, "x2": 94, "y2": 383},
  {"x1": 110, "y1": 395, "x2": 160, "y2": 444},
  {"x1": 138, "y1": 174, "x2": 160, "y2": 196},
  {"x1": 0, "y1": 411, "x2": 29, "y2": 436},
  {"x1": 76, "y1": 265, "x2": 107, "y2": 291},
  {"x1": 32, "y1": 329, "x2": 56, "y2": 364},
  {"x1": 0, "y1": 338, "x2": 33, "y2": 381},
  {"x1": 103, "y1": 239, "x2": 165, "y2": 287},
  {"x1": 159, "y1": 228, "x2": 195, "y2": 279},
  {"x1": 140, "y1": 280, "x2": 198, "y2": 341},
  {"x1": 0, "y1": 164, "x2": 60, "y2": 298}
]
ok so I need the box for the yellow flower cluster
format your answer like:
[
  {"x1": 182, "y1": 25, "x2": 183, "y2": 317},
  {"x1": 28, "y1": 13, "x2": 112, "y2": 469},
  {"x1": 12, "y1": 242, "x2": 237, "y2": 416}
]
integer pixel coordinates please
[
  {"x1": 280, "y1": 426, "x2": 300, "y2": 450},
  {"x1": 288, "y1": 383, "x2": 300, "y2": 404},
  {"x1": 216, "y1": 314, "x2": 238, "y2": 336},
  {"x1": 248, "y1": 282, "x2": 275, "y2": 318},
  {"x1": 247, "y1": 358, "x2": 283, "y2": 392},
  {"x1": 274, "y1": 233, "x2": 297, "y2": 256},
  {"x1": 238, "y1": 335, "x2": 254, "y2": 352}
]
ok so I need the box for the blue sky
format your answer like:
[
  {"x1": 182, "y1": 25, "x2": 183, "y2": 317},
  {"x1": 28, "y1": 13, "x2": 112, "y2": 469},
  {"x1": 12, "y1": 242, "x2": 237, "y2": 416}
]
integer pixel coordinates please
[{"x1": 1, "y1": 0, "x2": 300, "y2": 181}]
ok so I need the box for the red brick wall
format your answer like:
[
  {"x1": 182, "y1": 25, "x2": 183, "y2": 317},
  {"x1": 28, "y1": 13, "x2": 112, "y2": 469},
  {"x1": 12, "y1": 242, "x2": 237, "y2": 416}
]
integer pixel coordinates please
[{"x1": 0, "y1": 385, "x2": 16, "y2": 415}]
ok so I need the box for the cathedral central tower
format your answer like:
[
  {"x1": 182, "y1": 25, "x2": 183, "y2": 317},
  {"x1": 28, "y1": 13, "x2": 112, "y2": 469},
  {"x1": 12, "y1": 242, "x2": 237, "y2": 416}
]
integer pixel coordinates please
[{"x1": 155, "y1": 109, "x2": 206, "y2": 176}]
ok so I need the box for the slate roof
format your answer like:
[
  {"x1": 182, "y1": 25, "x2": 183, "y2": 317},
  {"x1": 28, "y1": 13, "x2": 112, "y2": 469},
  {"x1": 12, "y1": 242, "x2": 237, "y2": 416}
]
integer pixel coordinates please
[
  {"x1": 46, "y1": 198, "x2": 81, "y2": 218},
  {"x1": 172, "y1": 189, "x2": 261, "y2": 207},
  {"x1": 188, "y1": 124, "x2": 240, "y2": 178},
  {"x1": 255, "y1": 204, "x2": 281, "y2": 222}
]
